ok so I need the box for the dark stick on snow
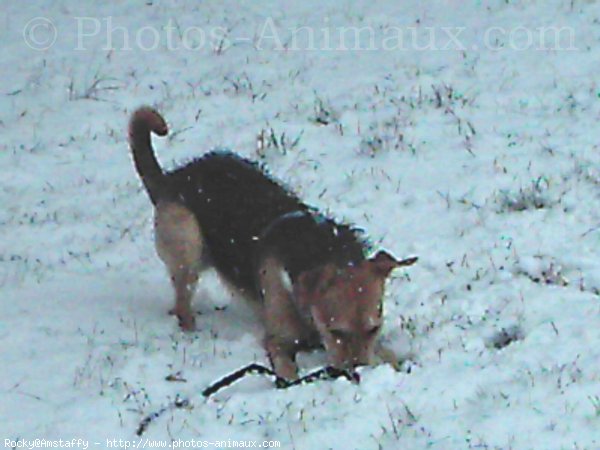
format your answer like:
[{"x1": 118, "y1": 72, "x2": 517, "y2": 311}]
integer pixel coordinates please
[
  {"x1": 278, "y1": 366, "x2": 360, "y2": 388},
  {"x1": 201, "y1": 363, "x2": 278, "y2": 397},
  {"x1": 136, "y1": 396, "x2": 189, "y2": 436},
  {"x1": 136, "y1": 364, "x2": 359, "y2": 435},
  {"x1": 202, "y1": 363, "x2": 359, "y2": 398}
]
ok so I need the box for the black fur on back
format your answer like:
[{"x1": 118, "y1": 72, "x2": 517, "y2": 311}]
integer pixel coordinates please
[
  {"x1": 163, "y1": 151, "x2": 369, "y2": 295},
  {"x1": 256, "y1": 210, "x2": 368, "y2": 281}
]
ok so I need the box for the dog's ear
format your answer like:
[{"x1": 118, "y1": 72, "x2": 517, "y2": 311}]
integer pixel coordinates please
[{"x1": 369, "y1": 251, "x2": 418, "y2": 277}]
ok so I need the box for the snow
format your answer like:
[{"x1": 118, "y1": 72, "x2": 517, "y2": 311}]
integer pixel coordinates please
[{"x1": 2, "y1": 0, "x2": 600, "y2": 448}]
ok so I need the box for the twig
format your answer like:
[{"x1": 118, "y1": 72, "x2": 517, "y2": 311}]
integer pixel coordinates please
[
  {"x1": 202, "y1": 363, "x2": 359, "y2": 398},
  {"x1": 202, "y1": 363, "x2": 276, "y2": 397},
  {"x1": 136, "y1": 395, "x2": 190, "y2": 436},
  {"x1": 137, "y1": 364, "x2": 359, "y2": 436}
]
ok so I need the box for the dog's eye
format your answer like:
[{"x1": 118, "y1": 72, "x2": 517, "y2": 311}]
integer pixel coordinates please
[
  {"x1": 367, "y1": 325, "x2": 381, "y2": 336},
  {"x1": 330, "y1": 329, "x2": 349, "y2": 339}
]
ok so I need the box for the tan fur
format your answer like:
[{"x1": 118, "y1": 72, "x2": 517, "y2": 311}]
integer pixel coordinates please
[
  {"x1": 258, "y1": 256, "x2": 320, "y2": 379},
  {"x1": 129, "y1": 107, "x2": 418, "y2": 379},
  {"x1": 154, "y1": 201, "x2": 204, "y2": 331},
  {"x1": 373, "y1": 342, "x2": 404, "y2": 371},
  {"x1": 153, "y1": 201, "x2": 413, "y2": 377},
  {"x1": 257, "y1": 251, "x2": 415, "y2": 379}
]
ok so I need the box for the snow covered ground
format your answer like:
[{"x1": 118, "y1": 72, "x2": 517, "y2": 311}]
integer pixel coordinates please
[{"x1": 2, "y1": 0, "x2": 600, "y2": 448}]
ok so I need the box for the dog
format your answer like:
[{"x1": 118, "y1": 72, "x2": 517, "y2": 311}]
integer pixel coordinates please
[{"x1": 129, "y1": 106, "x2": 417, "y2": 379}]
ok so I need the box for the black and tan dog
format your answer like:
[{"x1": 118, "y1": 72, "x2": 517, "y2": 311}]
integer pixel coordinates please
[{"x1": 129, "y1": 106, "x2": 417, "y2": 379}]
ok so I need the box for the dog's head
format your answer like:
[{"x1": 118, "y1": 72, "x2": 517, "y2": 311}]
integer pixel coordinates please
[{"x1": 294, "y1": 251, "x2": 417, "y2": 370}]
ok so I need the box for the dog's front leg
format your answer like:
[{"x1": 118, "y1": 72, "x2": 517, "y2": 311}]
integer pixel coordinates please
[
  {"x1": 257, "y1": 256, "x2": 306, "y2": 380},
  {"x1": 265, "y1": 337, "x2": 299, "y2": 380}
]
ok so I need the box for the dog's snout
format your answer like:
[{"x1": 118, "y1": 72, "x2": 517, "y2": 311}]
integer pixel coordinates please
[{"x1": 335, "y1": 355, "x2": 368, "y2": 370}]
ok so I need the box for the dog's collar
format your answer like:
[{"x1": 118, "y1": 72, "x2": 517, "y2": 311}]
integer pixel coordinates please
[
  {"x1": 273, "y1": 209, "x2": 310, "y2": 223},
  {"x1": 259, "y1": 209, "x2": 310, "y2": 241}
]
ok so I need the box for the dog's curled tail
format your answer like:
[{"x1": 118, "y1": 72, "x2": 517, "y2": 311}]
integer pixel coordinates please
[{"x1": 129, "y1": 106, "x2": 169, "y2": 205}]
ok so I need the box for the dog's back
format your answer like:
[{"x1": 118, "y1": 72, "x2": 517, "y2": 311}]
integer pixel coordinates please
[
  {"x1": 256, "y1": 209, "x2": 366, "y2": 281},
  {"x1": 167, "y1": 152, "x2": 308, "y2": 292}
]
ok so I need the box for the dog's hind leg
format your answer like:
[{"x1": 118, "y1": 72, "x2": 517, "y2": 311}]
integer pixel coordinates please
[{"x1": 154, "y1": 201, "x2": 204, "y2": 331}]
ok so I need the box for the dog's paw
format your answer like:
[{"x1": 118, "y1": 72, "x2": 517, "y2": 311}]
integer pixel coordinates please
[
  {"x1": 267, "y1": 349, "x2": 299, "y2": 381},
  {"x1": 169, "y1": 308, "x2": 196, "y2": 332},
  {"x1": 178, "y1": 315, "x2": 196, "y2": 332},
  {"x1": 374, "y1": 344, "x2": 402, "y2": 371}
]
